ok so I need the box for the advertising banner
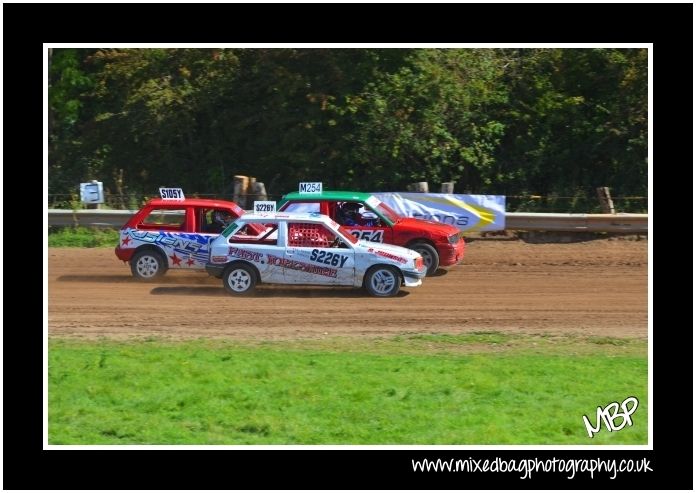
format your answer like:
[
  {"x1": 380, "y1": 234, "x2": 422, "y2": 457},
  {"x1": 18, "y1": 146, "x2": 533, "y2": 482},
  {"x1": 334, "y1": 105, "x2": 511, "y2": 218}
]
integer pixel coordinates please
[{"x1": 374, "y1": 192, "x2": 506, "y2": 232}]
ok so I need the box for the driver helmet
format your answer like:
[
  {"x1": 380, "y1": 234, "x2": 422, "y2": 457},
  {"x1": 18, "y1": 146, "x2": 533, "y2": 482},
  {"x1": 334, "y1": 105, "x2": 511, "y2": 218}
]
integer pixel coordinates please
[
  {"x1": 341, "y1": 202, "x2": 362, "y2": 221},
  {"x1": 212, "y1": 210, "x2": 233, "y2": 227}
]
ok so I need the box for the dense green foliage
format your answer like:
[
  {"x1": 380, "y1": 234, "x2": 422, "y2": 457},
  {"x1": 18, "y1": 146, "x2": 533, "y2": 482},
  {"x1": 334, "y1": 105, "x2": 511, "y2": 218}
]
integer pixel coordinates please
[
  {"x1": 49, "y1": 334, "x2": 647, "y2": 444},
  {"x1": 49, "y1": 48, "x2": 648, "y2": 211}
]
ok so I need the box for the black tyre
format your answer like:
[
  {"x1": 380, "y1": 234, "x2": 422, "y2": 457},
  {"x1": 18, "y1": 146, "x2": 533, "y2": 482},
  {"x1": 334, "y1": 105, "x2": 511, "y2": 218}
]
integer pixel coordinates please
[
  {"x1": 222, "y1": 263, "x2": 257, "y2": 295},
  {"x1": 130, "y1": 250, "x2": 167, "y2": 280},
  {"x1": 364, "y1": 265, "x2": 401, "y2": 297},
  {"x1": 410, "y1": 242, "x2": 439, "y2": 276}
]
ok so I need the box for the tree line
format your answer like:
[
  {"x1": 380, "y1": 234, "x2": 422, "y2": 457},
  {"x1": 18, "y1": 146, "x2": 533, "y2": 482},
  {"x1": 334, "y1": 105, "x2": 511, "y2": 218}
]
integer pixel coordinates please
[{"x1": 49, "y1": 48, "x2": 647, "y2": 211}]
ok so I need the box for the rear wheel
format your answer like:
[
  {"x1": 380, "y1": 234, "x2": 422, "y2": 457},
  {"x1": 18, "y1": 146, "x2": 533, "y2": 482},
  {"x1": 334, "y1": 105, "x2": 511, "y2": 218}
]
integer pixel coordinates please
[
  {"x1": 130, "y1": 250, "x2": 167, "y2": 280},
  {"x1": 410, "y1": 242, "x2": 439, "y2": 276},
  {"x1": 223, "y1": 264, "x2": 257, "y2": 295},
  {"x1": 364, "y1": 265, "x2": 401, "y2": 297}
]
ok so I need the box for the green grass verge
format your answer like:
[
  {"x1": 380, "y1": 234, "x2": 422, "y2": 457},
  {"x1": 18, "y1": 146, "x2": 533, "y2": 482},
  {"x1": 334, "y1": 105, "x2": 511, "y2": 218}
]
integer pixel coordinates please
[
  {"x1": 48, "y1": 333, "x2": 647, "y2": 445},
  {"x1": 48, "y1": 227, "x2": 119, "y2": 248}
]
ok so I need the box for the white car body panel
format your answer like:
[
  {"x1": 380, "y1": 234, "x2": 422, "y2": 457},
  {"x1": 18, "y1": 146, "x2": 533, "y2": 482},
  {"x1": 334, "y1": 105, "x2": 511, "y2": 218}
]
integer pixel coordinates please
[{"x1": 206, "y1": 212, "x2": 426, "y2": 291}]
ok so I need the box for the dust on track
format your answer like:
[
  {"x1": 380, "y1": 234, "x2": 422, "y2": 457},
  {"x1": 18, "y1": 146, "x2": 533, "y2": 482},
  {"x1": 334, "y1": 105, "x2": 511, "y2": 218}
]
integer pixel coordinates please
[{"x1": 48, "y1": 239, "x2": 648, "y2": 341}]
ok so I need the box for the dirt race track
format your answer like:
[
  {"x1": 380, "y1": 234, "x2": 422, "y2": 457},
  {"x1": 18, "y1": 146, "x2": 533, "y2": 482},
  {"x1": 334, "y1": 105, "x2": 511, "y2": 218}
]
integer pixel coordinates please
[{"x1": 48, "y1": 239, "x2": 648, "y2": 340}]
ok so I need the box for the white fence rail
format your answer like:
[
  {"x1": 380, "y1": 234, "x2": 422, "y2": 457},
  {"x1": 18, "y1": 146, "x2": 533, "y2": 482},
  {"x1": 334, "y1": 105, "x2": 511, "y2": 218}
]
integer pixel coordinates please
[
  {"x1": 47, "y1": 209, "x2": 136, "y2": 228},
  {"x1": 48, "y1": 209, "x2": 648, "y2": 233},
  {"x1": 505, "y1": 212, "x2": 648, "y2": 233}
]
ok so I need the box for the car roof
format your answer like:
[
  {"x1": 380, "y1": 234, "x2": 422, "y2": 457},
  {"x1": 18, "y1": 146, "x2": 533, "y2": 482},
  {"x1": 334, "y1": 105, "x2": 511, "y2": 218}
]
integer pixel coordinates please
[
  {"x1": 143, "y1": 198, "x2": 241, "y2": 208},
  {"x1": 280, "y1": 190, "x2": 374, "y2": 202}
]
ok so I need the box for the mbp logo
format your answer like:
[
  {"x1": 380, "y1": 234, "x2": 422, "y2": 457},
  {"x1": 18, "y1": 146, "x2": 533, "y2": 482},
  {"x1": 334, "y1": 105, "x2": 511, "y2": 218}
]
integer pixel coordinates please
[{"x1": 582, "y1": 396, "x2": 639, "y2": 438}]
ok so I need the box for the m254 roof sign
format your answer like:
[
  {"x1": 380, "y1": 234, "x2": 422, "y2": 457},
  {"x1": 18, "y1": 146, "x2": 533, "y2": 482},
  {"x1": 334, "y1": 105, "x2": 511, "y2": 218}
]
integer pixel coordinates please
[
  {"x1": 299, "y1": 182, "x2": 322, "y2": 194},
  {"x1": 159, "y1": 188, "x2": 186, "y2": 200}
]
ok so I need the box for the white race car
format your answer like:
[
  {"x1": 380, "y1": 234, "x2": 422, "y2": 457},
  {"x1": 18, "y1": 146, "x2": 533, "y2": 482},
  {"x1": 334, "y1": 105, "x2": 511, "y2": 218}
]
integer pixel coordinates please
[{"x1": 205, "y1": 212, "x2": 427, "y2": 297}]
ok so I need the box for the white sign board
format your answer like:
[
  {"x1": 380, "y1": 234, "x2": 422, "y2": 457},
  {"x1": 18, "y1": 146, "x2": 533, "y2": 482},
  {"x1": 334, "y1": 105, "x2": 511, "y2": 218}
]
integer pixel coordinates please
[
  {"x1": 374, "y1": 192, "x2": 506, "y2": 232},
  {"x1": 253, "y1": 201, "x2": 276, "y2": 213},
  {"x1": 159, "y1": 187, "x2": 186, "y2": 200},
  {"x1": 299, "y1": 182, "x2": 322, "y2": 194},
  {"x1": 80, "y1": 181, "x2": 104, "y2": 204}
]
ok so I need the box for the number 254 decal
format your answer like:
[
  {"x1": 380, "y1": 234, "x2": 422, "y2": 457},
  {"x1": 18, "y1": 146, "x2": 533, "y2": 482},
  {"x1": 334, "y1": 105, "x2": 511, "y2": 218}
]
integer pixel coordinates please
[
  {"x1": 310, "y1": 249, "x2": 349, "y2": 268},
  {"x1": 349, "y1": 230, "x2": 384, "y2": 242}
]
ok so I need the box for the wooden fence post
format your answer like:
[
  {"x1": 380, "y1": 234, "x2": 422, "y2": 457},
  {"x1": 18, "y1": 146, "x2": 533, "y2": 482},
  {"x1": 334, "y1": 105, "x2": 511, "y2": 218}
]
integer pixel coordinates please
[
  {"x1": 409, "y1": 182, "x2": 429, "y2": 193},
  {"x1": 233, "y1": 175, "x2": 249, "y2": 208},
  {"x1": 251, "y1": 182, "x2": 268, "y2": 201},
  {"x1": 596, "y1": 186, "x2": 615, "y2": 214}
]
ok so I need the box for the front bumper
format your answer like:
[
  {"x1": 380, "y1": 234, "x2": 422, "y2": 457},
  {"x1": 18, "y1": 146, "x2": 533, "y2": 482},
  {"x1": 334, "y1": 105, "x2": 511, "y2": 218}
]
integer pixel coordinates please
[
  {"x1": 402, "y1": 266, "x2": 427, "y2": 287},
  {"x1": 436, "y1": 238, "x2": 466, "y2": 267}
]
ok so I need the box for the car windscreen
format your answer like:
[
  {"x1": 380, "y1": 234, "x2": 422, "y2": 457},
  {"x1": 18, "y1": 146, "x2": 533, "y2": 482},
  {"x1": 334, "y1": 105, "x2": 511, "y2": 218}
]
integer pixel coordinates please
[
  {"x1": 365, "y1": 196, "x2": 400, "y2": 223},
  {"x1": 230, "y1": 203, "x2": 247, "y2": 217}
]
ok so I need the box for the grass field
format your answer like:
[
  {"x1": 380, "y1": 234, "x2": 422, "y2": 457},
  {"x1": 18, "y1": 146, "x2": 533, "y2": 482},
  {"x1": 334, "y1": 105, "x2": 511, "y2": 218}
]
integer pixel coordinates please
[
  {"x1": 48, "y1": 227, "x2": 119, "y2": 248},
  {"x1": 48, "y1": 332, "x2": 648, "y2": 445}
]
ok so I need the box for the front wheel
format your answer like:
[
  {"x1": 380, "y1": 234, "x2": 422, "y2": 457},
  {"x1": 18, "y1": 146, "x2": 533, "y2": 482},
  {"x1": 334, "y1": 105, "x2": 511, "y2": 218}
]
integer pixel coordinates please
[
  {"x1": 130, "y1": 250, "x2": 167, "y2": 280},
  {"x1": 364, "y1": 265, "x2": 401, "y2": 297},
  {"x1": 410, "y1": 242, "x2": 439, "y2": 276},
  {"x1": 223, "y1": 264, "x2": 257, "y2": 295}
]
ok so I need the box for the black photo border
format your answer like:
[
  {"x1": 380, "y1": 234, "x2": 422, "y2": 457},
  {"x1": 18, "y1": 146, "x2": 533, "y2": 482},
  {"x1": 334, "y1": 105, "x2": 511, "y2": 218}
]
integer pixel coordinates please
[{"x1": 9, "y1": 2, "x2": 691, "y2": 490}]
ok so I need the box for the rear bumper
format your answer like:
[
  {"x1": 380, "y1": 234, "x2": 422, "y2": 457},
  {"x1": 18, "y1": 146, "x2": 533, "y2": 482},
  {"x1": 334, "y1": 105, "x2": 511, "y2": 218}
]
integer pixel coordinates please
[
  {"x1": 115, "y1": 246, "x2": 134, "y2": 262},
  {"x1": 436, "y1": 238, "x2": 466, "y2": 267}
]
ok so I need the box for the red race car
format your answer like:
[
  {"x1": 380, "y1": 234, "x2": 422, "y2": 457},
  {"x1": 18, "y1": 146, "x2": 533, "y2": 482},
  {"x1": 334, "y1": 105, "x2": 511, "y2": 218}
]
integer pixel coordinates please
[
  {"x1": 115, "y1": 191, "x2": 260, "y2": 280},
  {"x1": 278, "y1": 190, "x2": 465, "y2": 275}
]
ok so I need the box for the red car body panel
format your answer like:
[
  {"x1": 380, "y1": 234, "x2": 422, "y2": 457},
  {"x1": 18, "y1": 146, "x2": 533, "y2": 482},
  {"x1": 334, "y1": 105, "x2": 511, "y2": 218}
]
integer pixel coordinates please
[{"x1": 114, "y1": 198, "x2": 251, "y2": 265}]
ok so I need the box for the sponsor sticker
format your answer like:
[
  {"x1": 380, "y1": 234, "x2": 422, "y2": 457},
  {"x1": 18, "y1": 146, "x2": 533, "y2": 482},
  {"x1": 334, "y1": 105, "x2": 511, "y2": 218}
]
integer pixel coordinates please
[
  {"x1": 375, "y1": 250, "x2": 407, "y2": 264},
  {"x1": 228, "y1": 247, "x2": 263, "y2": 262},
  {"x1": 267, "y1": 253, "x2": 337, "y2": 278}
]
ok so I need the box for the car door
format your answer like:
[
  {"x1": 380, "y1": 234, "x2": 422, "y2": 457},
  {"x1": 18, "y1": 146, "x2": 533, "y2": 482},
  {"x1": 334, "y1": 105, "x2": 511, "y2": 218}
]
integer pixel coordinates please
[
  {"x1": 160, "y1": 206, "x2": 210, "y2": 270},
  {"x1": 227, "y1": 221, "x2": 284, "y2": 283},
  {"x1": 284, "y1": 221, "x2": 355, "y2": 286},
  {"x1": 129, "y1": 205, "x2": 205, "y2": 270}
]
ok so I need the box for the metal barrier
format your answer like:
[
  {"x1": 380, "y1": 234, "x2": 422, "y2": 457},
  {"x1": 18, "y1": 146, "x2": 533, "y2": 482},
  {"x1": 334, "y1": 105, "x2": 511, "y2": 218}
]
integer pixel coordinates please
[
  {"x1": 47, "y1": 209, "x2": 136, "y2": 228},
  {"x1": 505, "y1": 213, "x2": 648, "y2": 233},
  {"x1": 48, "y1": 209, "x2": 649, "y2": 233}
]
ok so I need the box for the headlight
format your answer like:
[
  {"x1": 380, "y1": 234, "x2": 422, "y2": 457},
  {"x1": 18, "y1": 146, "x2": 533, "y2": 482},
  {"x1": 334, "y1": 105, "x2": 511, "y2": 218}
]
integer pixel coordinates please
[{"x1": 448, "y1": 233, "x2": 460, "y2": 244}]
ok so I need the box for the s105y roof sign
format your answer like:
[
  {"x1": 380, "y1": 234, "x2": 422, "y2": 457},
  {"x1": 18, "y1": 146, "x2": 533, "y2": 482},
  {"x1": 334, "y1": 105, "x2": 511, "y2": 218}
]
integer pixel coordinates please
[{"x1": 159, "y1": 187, "x2": 185, "y2": 200}]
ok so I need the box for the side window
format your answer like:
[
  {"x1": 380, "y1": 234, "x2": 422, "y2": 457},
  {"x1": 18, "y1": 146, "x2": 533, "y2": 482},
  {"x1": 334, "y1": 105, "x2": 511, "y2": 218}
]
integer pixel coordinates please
[
  {"x1": 202, "y1": 209, "x2": 234, "y2": 234},
  {"x1": 287, "y1": 223, "x2": 336, "y2": 248},
  {"x1": 198, "y1": 209, "x2": 213, "y2": 233},
  {"x1": 283, "y1": 202, "x2": 320, "y2": 214},
  {"x1": 258, "y1": 224, "x2": 279, "y2": 245},
  {"x1": 335, "y1": 201, "x2": 382, "y2": 227},
  {"x1": 141, "y1": 209, "x2": 186, "y2": 228},
  {"x1": 229, "y1": 222, "x2": 279, "y2": 245}
]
